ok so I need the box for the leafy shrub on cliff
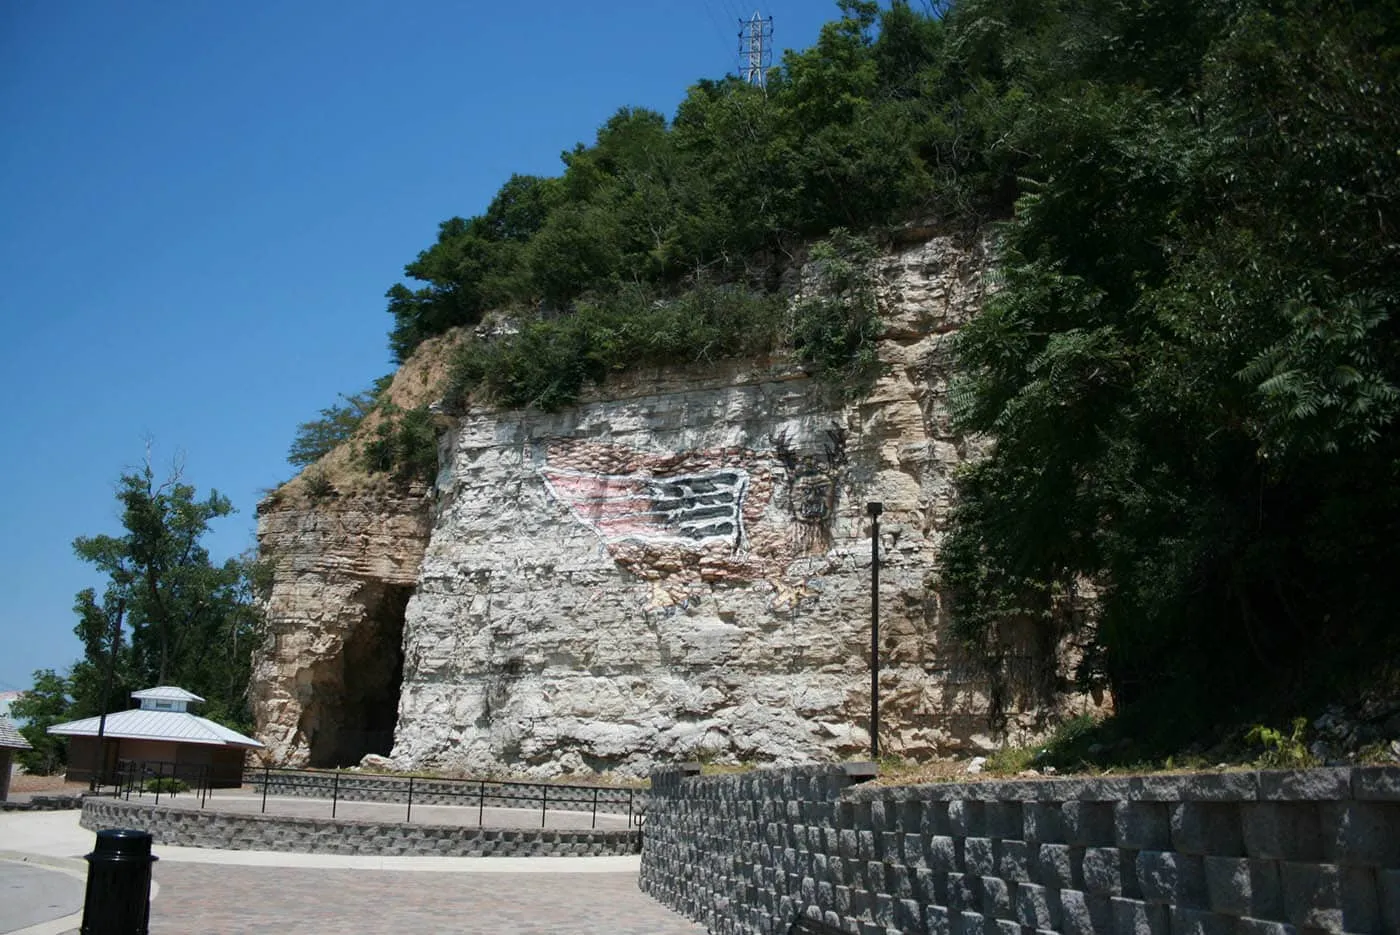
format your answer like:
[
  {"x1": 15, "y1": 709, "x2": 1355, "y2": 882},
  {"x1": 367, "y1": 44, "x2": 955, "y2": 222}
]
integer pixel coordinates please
[
  {"x1": 442, "y1": 282, "x2": 786, "y2": 412},
  {"x1": 359, "y1": 404, "x2": 439, "y2": 485},
  {"x1": 791, "y1": 231, "x2": 883, "y2": 396},
  {"x1": 312, "y1": 0, "x2": 1399, "y2": 752},
  {"x1": 439, "y1": 232, "x2": 884, "y2": 413},
  {"x1": 287, "y1": 375, "x2": 392, "y2": 468}
]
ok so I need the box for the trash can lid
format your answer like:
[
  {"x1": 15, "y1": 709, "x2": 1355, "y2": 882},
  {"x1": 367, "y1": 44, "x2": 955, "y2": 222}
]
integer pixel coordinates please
[{"x1": 91, "y1": 829, "x2": 154, "y2": 859}]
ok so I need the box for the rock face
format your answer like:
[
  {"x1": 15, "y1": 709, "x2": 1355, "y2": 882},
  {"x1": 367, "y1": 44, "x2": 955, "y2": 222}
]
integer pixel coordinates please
[
  {"x1": 253, "y1": 233, "x2": 1099, "y2": 775},
  {"x1": 252, "y1": 491, "x2": 432, "y2": 767}
]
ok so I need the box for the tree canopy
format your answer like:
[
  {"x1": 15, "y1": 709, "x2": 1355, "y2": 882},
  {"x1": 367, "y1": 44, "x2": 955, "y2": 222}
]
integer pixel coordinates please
[
  {"x1": 381, "y1": 1, "x2": 1000, "y2": 366},
  {"x1": 939, "y1": 0, "x2": 1400, "y2": 744}
]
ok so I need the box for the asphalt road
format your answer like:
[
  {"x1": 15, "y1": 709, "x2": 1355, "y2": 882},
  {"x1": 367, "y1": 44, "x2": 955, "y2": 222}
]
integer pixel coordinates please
[{"x1": 0, "y1": 860, "x2": 84, "y2": 934}]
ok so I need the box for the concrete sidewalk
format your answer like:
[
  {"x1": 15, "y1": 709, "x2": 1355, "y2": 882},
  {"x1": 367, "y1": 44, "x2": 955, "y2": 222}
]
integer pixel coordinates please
[
  {"x1": 0, "y1": 809, "x2": 706, "y2": 935},
  {"x1": 0, "y1": 809, "x2": 640, "y2": 872},
  {"x1": 0, "y1": 858, "x2": 84, "y2": 935}
]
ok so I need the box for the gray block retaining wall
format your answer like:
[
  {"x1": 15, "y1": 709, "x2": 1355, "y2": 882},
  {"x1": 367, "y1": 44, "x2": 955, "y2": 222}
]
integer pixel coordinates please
[
  {"x1": 639, "y1": 764, "x2": 1400, "y2": 935},
  {"x1": 0, "y1": 793, "x2": 86, "y2": 812},
  {"x1": 82, "y1": 798, "x2": 638, "y2": 858},
  {"x1": 247, "y1": 770, "x2": 641, "y2": 816}
]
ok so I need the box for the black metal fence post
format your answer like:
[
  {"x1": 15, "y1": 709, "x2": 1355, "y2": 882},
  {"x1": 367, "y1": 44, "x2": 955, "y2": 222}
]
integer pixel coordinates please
[
  {"x1": 406, "y1": 776, "x2": 414, "y2": 823},
  {"x1": 540, "y1": 785, "x2": 547, "y2": 828},
  {"x1": 627, "y1": 789, "x2": 634, "y2": 828},
  {"x1": 868, "y1": 500, "x2": 883, "y2": 761},
  {"x1": 79, "y1": 829, "x2": 157, "y2": 935},
  {"x1": 152, "y1": 763, "x2": 162, "y2": 806},
  {"x1": 591, "y1": 787, "x2": 599, "y2": 829},
  {"x1": 478, "y1": 781, "x2": 486, "y2": 827},
  {"x1": 331, "y1": 771, "x2": 340, "y2": 819},
  {"x1": 261, "y1": 764, "x2": 270, "y2": 814}
]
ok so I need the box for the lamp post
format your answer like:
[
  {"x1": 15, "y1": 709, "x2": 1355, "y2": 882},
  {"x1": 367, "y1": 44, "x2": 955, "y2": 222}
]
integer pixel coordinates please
[
  {"x1": 867, "y1": 501, "x2": 882, "y2": 760},
  {"x1": 90, "y1": 599, "x2": 125, "y2": 792}
]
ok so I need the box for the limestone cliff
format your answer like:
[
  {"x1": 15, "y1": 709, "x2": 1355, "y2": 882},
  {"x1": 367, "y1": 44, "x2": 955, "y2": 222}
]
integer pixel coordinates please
[
  {"x1": 252, "y1": 491, "x2": 430, "y2": 767},
  {"x1": 254, "y1": 233, "x2": 1101, "y2": 775},
  {"x1": 250, "y1": 337, "x2": 452, "y2": 767}
]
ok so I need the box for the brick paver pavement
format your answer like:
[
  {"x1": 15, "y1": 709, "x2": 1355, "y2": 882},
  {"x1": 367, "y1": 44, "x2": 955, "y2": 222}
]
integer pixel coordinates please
[{"x1": 141, "y1": 862, "x2": 708, "y2": 935}]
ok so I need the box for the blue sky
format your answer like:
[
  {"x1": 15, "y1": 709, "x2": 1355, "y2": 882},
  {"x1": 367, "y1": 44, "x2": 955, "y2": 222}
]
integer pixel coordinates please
[{"x1": 0, "y1": 0, "x2": 841, "y2": 693}]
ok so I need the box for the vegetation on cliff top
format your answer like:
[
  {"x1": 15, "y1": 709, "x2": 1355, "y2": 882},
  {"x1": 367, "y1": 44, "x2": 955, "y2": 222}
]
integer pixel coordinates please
[
  {"x1": 290, "y1": 0, "x2": 1400, "y2": 754},
  {"x1": 383, "y1": 2, "x2": 975, "y2": 366}
]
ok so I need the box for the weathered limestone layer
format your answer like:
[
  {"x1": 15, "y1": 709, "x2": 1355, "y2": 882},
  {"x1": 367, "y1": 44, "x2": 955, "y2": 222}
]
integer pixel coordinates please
[
  {"x1": 252, "y1": 490, "x2": 431, "y2": 767},
  {"x1": 387, "y1": 235, "x2": 1093, "y2": 777}
]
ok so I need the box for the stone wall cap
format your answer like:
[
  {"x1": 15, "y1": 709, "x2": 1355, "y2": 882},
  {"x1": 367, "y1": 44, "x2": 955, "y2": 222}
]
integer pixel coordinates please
[
  {"x1": 1258, "y1": 767, "x2": 1351, "y2": 800},
  {"x1": 1352, "y1": 765, "x2": 1400, "y2": 801},
  {"x1": 842, "y1": 762, "x2": 878, "y2": 782},
  {"x1": 833, "y1": 767, "x2": 1393, "y2": 804}
]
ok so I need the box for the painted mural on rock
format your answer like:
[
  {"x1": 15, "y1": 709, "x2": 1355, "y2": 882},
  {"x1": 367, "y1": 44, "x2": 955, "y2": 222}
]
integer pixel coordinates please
[{"x1": 537, "y1": 434, "x2": 848, "y2": 597}]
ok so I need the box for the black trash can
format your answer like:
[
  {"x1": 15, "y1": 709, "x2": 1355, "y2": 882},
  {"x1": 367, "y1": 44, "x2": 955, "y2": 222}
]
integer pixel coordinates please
[{"x1": 80, "y1": 829, "x2": 158, "y2": 935}]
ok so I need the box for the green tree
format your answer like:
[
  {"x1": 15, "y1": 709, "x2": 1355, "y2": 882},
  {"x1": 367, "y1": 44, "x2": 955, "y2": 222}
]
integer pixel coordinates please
[
  {"x1": 940, "y1": 0, "x2": 1400, "y2": 742},
  {"x1": 62, "y1": 457, "x2": 263, "y2": 729},
  {"x1": 381, "y1": 2, "x2": 962, "y2": 364},
  {"x1": 359, "y1": 404, "x2": 441, "y2": 485},
  {"x1": 387, "y1": 176, "x2": 562, "y2": 360},
  {"x1": 287, "y1": 378, "x2": 389, "y2": 467},
  {"x1": 9, "y1": 670, "x2": 71, "y2": 773}
]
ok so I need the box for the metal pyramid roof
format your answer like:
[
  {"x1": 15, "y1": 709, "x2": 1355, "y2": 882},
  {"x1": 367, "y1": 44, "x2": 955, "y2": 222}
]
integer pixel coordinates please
[
  {"x1": 0, "y1": 715, "x2": 31, "y2": 750},
  {"x1": 131, "y1": 686, "x2": 205, "y2": 703},
  {"x1": 47, "y1": 709, "x2": 263, "y2": 749}
]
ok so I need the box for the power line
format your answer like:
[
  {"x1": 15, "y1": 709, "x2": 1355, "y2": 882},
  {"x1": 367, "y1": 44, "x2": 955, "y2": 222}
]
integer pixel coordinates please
[{"x1": 699, "y1": 0, "x2": 736, "y2": 55}]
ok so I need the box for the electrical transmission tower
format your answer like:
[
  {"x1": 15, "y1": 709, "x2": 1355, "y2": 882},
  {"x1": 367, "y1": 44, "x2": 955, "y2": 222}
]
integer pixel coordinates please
[{"x1": 738, "y1": 11, "x2": 773, "y2": 88}]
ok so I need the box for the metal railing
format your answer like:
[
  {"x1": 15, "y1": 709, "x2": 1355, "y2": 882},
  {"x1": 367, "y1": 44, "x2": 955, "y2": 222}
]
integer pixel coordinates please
[
  {"x1": 246, "y1": 765, "x2": 642, "y2": 829},
  {"x1": 99, "y1": 760, "x2": 643, "y2": 830},
  {"x1": 104, "y1": 759, "x2": 214, "y2": 808}
]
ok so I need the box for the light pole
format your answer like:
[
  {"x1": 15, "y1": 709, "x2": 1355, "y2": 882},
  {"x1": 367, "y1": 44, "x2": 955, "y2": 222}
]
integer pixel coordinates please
[
  {"x1": 867, "y1": 502, "x2": 882, "y2": 760},
  {"x1": 91, "y1": 599, "x2": 126, "y2": 792}
]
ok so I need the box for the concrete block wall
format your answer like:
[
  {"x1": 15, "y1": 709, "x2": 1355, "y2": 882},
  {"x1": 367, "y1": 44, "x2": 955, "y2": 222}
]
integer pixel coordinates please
[
  {"x1": 639, "y1": 765, "x2": 1400, "y2": 935},
  {"x1": 0, "y1": 793, "x2": 86, "y2": 812},
  {"x1": 82, "y1": 798, "x2": 638, "y2": 857},
  {"x1": 247, "y1": 770, "x2": 641, "y2": 816}
]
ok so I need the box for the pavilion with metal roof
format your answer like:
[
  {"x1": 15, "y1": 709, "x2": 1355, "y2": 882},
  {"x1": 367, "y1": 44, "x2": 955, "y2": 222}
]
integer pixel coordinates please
[
  {"x1": 0, "y1": 714, "x2": 32, "y2": 801},
  {"x1": 48, "y1": 686, "x2": 262, "y2": 787}
]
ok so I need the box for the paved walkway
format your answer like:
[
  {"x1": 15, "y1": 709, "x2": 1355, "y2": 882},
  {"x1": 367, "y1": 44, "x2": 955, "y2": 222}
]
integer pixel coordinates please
[
  {"x1": 0, "y1": 860, "x2": 83, "y2": 934},
  {"x1": 0, "y1": 810, "x2": 706, "y2": 935},
  {"x1": 145, "y1": 863, "x2": 699, "y2": 934}
]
